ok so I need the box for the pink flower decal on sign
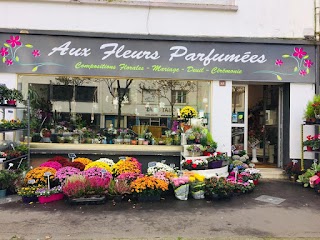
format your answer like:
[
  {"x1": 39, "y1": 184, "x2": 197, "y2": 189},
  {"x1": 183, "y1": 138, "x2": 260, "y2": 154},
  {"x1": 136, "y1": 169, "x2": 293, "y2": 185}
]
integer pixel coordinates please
[
  {"x1": 0, "y1": 47, "x2": 8, "y2": 57},
  {"x1": 5, "y1": 59, "x2": 13, "y2": 66},
  {"x1": 32, "y1": 49, "x2": 40, "y2": 57},
  {"x1": 304, "y1": 59, "x2": 313, "y2": 68},
  {"x1": 1, "y1": 35, "x2": 63, "y2": 71},
  {"x1": 293, "y1": 47, "x2": 307, "y2": 59},
  {"x1": 6, "y1": 35, "x2": 22, "y2": 48},
  {"x1": 275, "y1": 59, "x2": 283, "y2": 66},
  {"x1": 299, "y1": 70, "x2": 307, "y2": 76},
  {"x1": 255, "y1": 47, "x2": 313, "y2": 81}
]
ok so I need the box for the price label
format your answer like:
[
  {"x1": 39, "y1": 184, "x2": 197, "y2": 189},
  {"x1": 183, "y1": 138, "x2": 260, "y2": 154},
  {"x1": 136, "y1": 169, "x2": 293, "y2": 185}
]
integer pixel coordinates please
[
  {"x1": 148, "y1": 162, "x2": 157, "y2": 168},
  {"x1": 68, "y1": 153, "x2": 76, "y2": 159},
  {"x1": 101, "y1": 169, "x2": 107, "y2": 173},
  {"x1": 44, "y1": 171, "x2": 52, "y2": 177},
  {"x1": 169, "y1": 163, "x2": 175, "y2": 168},
  {"x1": 28, "y1": 179, "x2": 35, "y2": 184}
]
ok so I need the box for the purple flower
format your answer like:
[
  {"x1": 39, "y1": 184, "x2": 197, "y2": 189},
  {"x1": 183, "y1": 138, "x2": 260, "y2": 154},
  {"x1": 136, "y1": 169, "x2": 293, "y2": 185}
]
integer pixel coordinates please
[
  {"x1": 304, "y1": 59, "x2": 313, "y2": 68},
  {"x1": 293, "y1": 47, "x2": 307, "y2": 59},
  {"x1": 6, "y1": 35, "x2": 22, "y2": 48},
  {"x1": 275, "y1": 59, "x2": 283, "y2": 66},
  {"x1": 55, "y1": 166, "x2": 81, "y2": 183},
  {"x1": 82, "y1": 167, "x2": 112, "y2": 180},
  {"x1": 0, "y1": 47, "x2": 8, "y2": 57}
]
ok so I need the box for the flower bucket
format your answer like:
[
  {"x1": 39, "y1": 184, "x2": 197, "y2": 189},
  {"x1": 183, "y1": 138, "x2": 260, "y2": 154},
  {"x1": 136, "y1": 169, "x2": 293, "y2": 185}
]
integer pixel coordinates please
[
  {"x1": 22, "y1": 196, "x2": 38, "y2": 203},
  {"x1": 38, "y1": 193, "x2": 64, "y2": 204},
  {"x1": 208, "y1": 160, "x2": 223, "y2": 169},
  {"x1": 0, "y1": 189, "x2": 6, "y2": 198},
  {"x1": 6, "y1": 100, "x2": 16, "y2": 106},
  {"x1": 192, "y1": 190, "x2": 205, "y2": 200},
  {"x1": 174, "y1": 184, "x2": 189, "y2": 201}
]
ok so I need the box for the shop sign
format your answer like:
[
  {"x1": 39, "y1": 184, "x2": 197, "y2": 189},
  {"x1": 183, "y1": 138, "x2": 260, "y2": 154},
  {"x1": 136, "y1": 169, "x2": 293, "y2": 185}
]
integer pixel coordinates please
[{"x1": 0, "y1": 34, "x2": 316, "y2": 83}]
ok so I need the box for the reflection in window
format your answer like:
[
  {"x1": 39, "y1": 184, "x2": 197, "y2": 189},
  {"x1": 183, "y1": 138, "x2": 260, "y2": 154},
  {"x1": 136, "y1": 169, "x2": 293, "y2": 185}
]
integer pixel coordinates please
[{"x1": 20, "y1": 76, "x2": 211, "y2": 145}]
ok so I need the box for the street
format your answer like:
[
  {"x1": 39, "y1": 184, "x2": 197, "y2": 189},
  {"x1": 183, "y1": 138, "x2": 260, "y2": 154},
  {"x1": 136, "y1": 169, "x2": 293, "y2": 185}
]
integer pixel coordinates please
[{"x1": 0, "y1": 180, "x2": 319, "y2": 240}]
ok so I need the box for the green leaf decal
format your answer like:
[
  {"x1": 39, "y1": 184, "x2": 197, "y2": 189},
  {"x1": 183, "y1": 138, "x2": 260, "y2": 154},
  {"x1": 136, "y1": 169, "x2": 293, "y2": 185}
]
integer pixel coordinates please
[
  {"x1": 15, "y1": 56, "x2": 19, "y2": 62},
  {"x1": 282, "y1": 54, "x2": 290, "y2": 58},
  {"x1": 2, "y1": 57, "x2": 5, "y2": 63},
  {"x1": 4, "y1": 43, "x2": 10, "y2": 48},
  {"x1": 294, "y1": 67, "x2": 298, "y2": 72},
  {"x1": 25, "y1": 44, "x2": 33, "y2": 48},
  {"x1": 307, "y1": 68, "x2": 310, "y2": 74},
  {"x1": 32, "y1": 66, "x2": 38, "y2": 72},
  {"x1": 276, "y1": 75, "x2": 282, "y2": 81},
  {"x1": 303, "y1": 55, "x2": 309, "y2": 59}
]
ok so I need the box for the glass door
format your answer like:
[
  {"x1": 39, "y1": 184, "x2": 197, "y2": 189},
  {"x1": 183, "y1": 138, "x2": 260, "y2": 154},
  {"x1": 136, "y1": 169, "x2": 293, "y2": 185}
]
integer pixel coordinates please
[{"x1": 231, "y1": 85, "x2": 248, "y2": 154}]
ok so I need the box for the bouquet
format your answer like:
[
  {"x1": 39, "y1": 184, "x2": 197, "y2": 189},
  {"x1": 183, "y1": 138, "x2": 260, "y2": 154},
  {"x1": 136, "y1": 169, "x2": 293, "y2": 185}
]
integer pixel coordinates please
[{"x1": 170, "y1": 175, "x2": 191, "y2": 200}]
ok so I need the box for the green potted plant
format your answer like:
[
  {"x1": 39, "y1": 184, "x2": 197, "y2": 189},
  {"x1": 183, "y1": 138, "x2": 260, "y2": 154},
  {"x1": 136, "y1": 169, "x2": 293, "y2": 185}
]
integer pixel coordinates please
[
  {"x1": 0, "y1": 84, "x2": 9, "y2": 105},
  {"x1": 6, "y1": 88, "x2": 24, "y2": 105},
  {"x1": 207, "y1": 152, "x2": 229, "y2": 169},
  {"x1": 0, "y1": 169, "x2": 16, "y2": 198},
  {"x1": 205, "y1": 177, "x2": 235, "y2": 200}
]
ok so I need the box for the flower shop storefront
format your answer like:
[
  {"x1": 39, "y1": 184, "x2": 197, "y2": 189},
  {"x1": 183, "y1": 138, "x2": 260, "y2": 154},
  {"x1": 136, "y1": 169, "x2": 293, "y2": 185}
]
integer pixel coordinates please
[{"x1": 0, "y1": 33, "x2": 316, "y2": 170}]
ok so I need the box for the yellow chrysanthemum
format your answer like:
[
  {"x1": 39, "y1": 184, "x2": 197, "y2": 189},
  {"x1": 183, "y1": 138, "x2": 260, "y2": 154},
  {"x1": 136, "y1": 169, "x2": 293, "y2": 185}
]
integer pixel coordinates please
[
  {"x1": 24, "y1": 167, "x2": 56, "y2": 185},
  {"x1": 84, "y1": 161, "x2": 112, "y2": 173},
  {"x1": 180, "y1": 106, "x2": 197, "y2": 118}
]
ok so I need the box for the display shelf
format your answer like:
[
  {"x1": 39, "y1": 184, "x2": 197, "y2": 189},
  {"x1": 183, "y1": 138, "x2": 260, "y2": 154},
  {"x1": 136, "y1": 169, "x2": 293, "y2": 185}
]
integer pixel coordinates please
[
  {"x1": 301, "y1": 123, "x2": 320, "y2": 171},
  {"x1": 1, "y1": 101, "x2": 30, "y2": 167}
]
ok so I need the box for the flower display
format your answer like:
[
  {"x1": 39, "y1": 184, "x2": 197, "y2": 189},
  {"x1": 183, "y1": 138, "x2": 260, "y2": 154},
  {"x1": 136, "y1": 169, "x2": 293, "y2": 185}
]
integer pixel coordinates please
[
  {"x1": 170, "y1": 176, "x2": 190, "y2": 187},
  {"x1": 64, "y1": 161, "x2": 85, "y2": 171},
  {"x1": 40, "y1": 161, "x2": 62, "y2": 170},
  {"x1": 207, "y1": 152, "x2": 229, "y2": 162},
  {"x1": 130, "y1": 175, "x2": 168, "y2": 197},
  {"x1": 82, "y1": 167, "x2": 112, "y2": 180},
  {"x1": 35, "y1": 185, "x2": 62, "y2": 197},
  {"x1": 205, "y1": 177, "x2": 235, "y2": 199},
  {"x1": 147, "y1": 162, "x2": 175, "y2": 175},
  {"x1": 112, "y1": 157, "x2": 142, "y2": 176},
  {"x1": 17, "y1": 185, "x2": 43, "y2": 197},
  {"x1": 55, "y1": 167, "x2": 81, "y2": 184},
  {"x1": 180, "y1": 106, "x2": 197, "y2": 119},
  {"x1": 73, "y1": 157, "x2": 93, "y2": 166},
  {"x1": 153, "y1": 171, "x2": 170, "y2": 183},
  {"x1": 181, "y1": 157, "x2": 208, "y2": 170},
  {"x1": 84, "y1": 161, "x2": 112, "y2": 173},
  {"x1": 96, "y1": 158, "x2": 115, "y2": 167},
  {"x1": 47, "y1": 156, "x2": 69, "y2": 166},
  {"x1": 24, "y1": 167, "x2": 57, "y2": 185}
]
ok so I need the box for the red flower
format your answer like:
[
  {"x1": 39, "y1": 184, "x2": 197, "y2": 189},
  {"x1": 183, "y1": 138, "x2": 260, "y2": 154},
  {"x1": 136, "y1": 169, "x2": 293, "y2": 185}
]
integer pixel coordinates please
[
  {"x1": 192, "y1": 164, "x2": 197, "y2": 169},
  {"x1": 186, "y1": 160, "x2": 192, "y2": 164},
  {"x1": 5, "y1": 59, "x2": 13, "y2": 66},
  {"x1": 299, "y1": 70, "x2": 307, "y2": 76},
  {"x1": 32, "y1": 49, "x2": 40, "y2": 57},
  {"x1": 304, "y1": 59, "x2": 313, "y2": 68},
  {"x1": 6, "y1": 35, "x2": 22, "y2": 48},
  {"x1": 275, "y1": 59, "x2": 283, "y2": 66},
  {"x1": 0, "y1": 47, "x2": 8, "y2": 57},
  {"x1": 293, "y1": 47, "x2": 307, "y2": 59}
]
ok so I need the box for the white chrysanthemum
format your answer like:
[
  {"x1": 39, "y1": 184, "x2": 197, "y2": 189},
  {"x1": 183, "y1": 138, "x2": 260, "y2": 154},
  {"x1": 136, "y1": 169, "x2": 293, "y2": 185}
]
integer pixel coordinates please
[
  {"x1": 96, "y1": 158, "x2": 115, "y2": 167},
  {"x1": 147, "y1": 162, "x2": 174, "y2": 175}
]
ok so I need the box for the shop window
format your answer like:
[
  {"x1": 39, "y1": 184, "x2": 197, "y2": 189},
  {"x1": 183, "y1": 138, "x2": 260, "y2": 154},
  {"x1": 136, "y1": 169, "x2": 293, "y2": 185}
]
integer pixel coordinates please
[
  {"x1": 52, "y1": 85, "x2": 97, "y2": 102},
  {"x1": 113, "y1": 88, "x2": 130, "y2": 104},
  {"x1": 172, "y1": 90, "x2": 187, "y2": 104}
]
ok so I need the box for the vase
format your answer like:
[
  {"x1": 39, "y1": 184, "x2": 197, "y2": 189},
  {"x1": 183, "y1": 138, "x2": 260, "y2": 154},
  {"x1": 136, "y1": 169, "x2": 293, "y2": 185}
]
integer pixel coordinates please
[
  {"x1": 38, "y1": 193, "x2": 64, "y2": 204},
  {"x1": 208, "y1": 160, "x2": 223, "y2": 169},
  {"x1": 0, "y1": 189, "x2": 6, "y2": 198},
  {"x1": 68, "y1": 195, "x2": 106, "y2": 205},
  {"x1": 22, "y1": 196, "x2": 38, "y2": 203},
  {"x1": 137, "y1": 194, "x2": 161, "y2": 202},
  {"x1": 251, "y1": 148, "x2": 259, "y2": 163},
  {"x1": 174, "y1": 184, "x2": 189, "y2": 201}
]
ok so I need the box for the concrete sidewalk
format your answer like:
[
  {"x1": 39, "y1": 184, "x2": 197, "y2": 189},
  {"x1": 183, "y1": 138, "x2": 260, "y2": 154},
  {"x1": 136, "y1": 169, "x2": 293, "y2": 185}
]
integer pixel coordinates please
[{"x1": 0, "y1": 179, "x2": 319, "y2": 240}]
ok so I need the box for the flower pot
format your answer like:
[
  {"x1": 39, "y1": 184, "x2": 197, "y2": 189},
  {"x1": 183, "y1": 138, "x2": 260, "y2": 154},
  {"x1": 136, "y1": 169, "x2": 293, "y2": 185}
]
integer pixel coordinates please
[
  {"x1": 208, "y1": 160, "x2": 223, "y2": 169},
  {"x1": 38, "y1": 193, "x2": 64, "y2": 204},
  {"x1": 138, "y1": 138, "x2": 144, "y2": 145},
  {"x1": 137, "y1": 194, "x2": 161, "y2": 202},
  {"x1": 0, "y1": 189, "x2": 6, "y2": 198},
  {"x1": 174, "y1": 184, "x2": 189, "y2": 201},
  {"x1": 68, "y1": 195, "x2": 106, "y2": 205},
  {"x1": 188, "y1": 151, "x2": 201, "y2": 157},
  {"x1": 22, "y1": 196, "x2": 38, "y2": 203},
  {"x1": 191, "y1": 190, "x2": 205, "y2": 200},
  {"x1": 253, "y1": 179, "x2": 259, "y2": 185},
  {"x1": 307, "y1": 146, "x2": 313, "y2": 151},
  {"x1": 6, "y1": 100, "x2": 16, "y2": 106},
  {"x1": 131, "y1": 139, "x2": 137, "y2": 145},
  {"x1": 124, "y1": 139, "x2": 131, "y2": 145},
  {"x1": 203, "y1": 151, "x2": 213, "y2": 157}
]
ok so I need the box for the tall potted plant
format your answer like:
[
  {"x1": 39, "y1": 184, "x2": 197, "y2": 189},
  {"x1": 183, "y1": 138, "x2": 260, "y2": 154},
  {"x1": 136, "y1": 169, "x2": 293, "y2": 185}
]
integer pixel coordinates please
[
  {"x1": 5, "y1": 88, "x2": 24, "y2": 106},
  {"x1": 0, "y1": 170, "x2": 14, "y2": 198}
]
